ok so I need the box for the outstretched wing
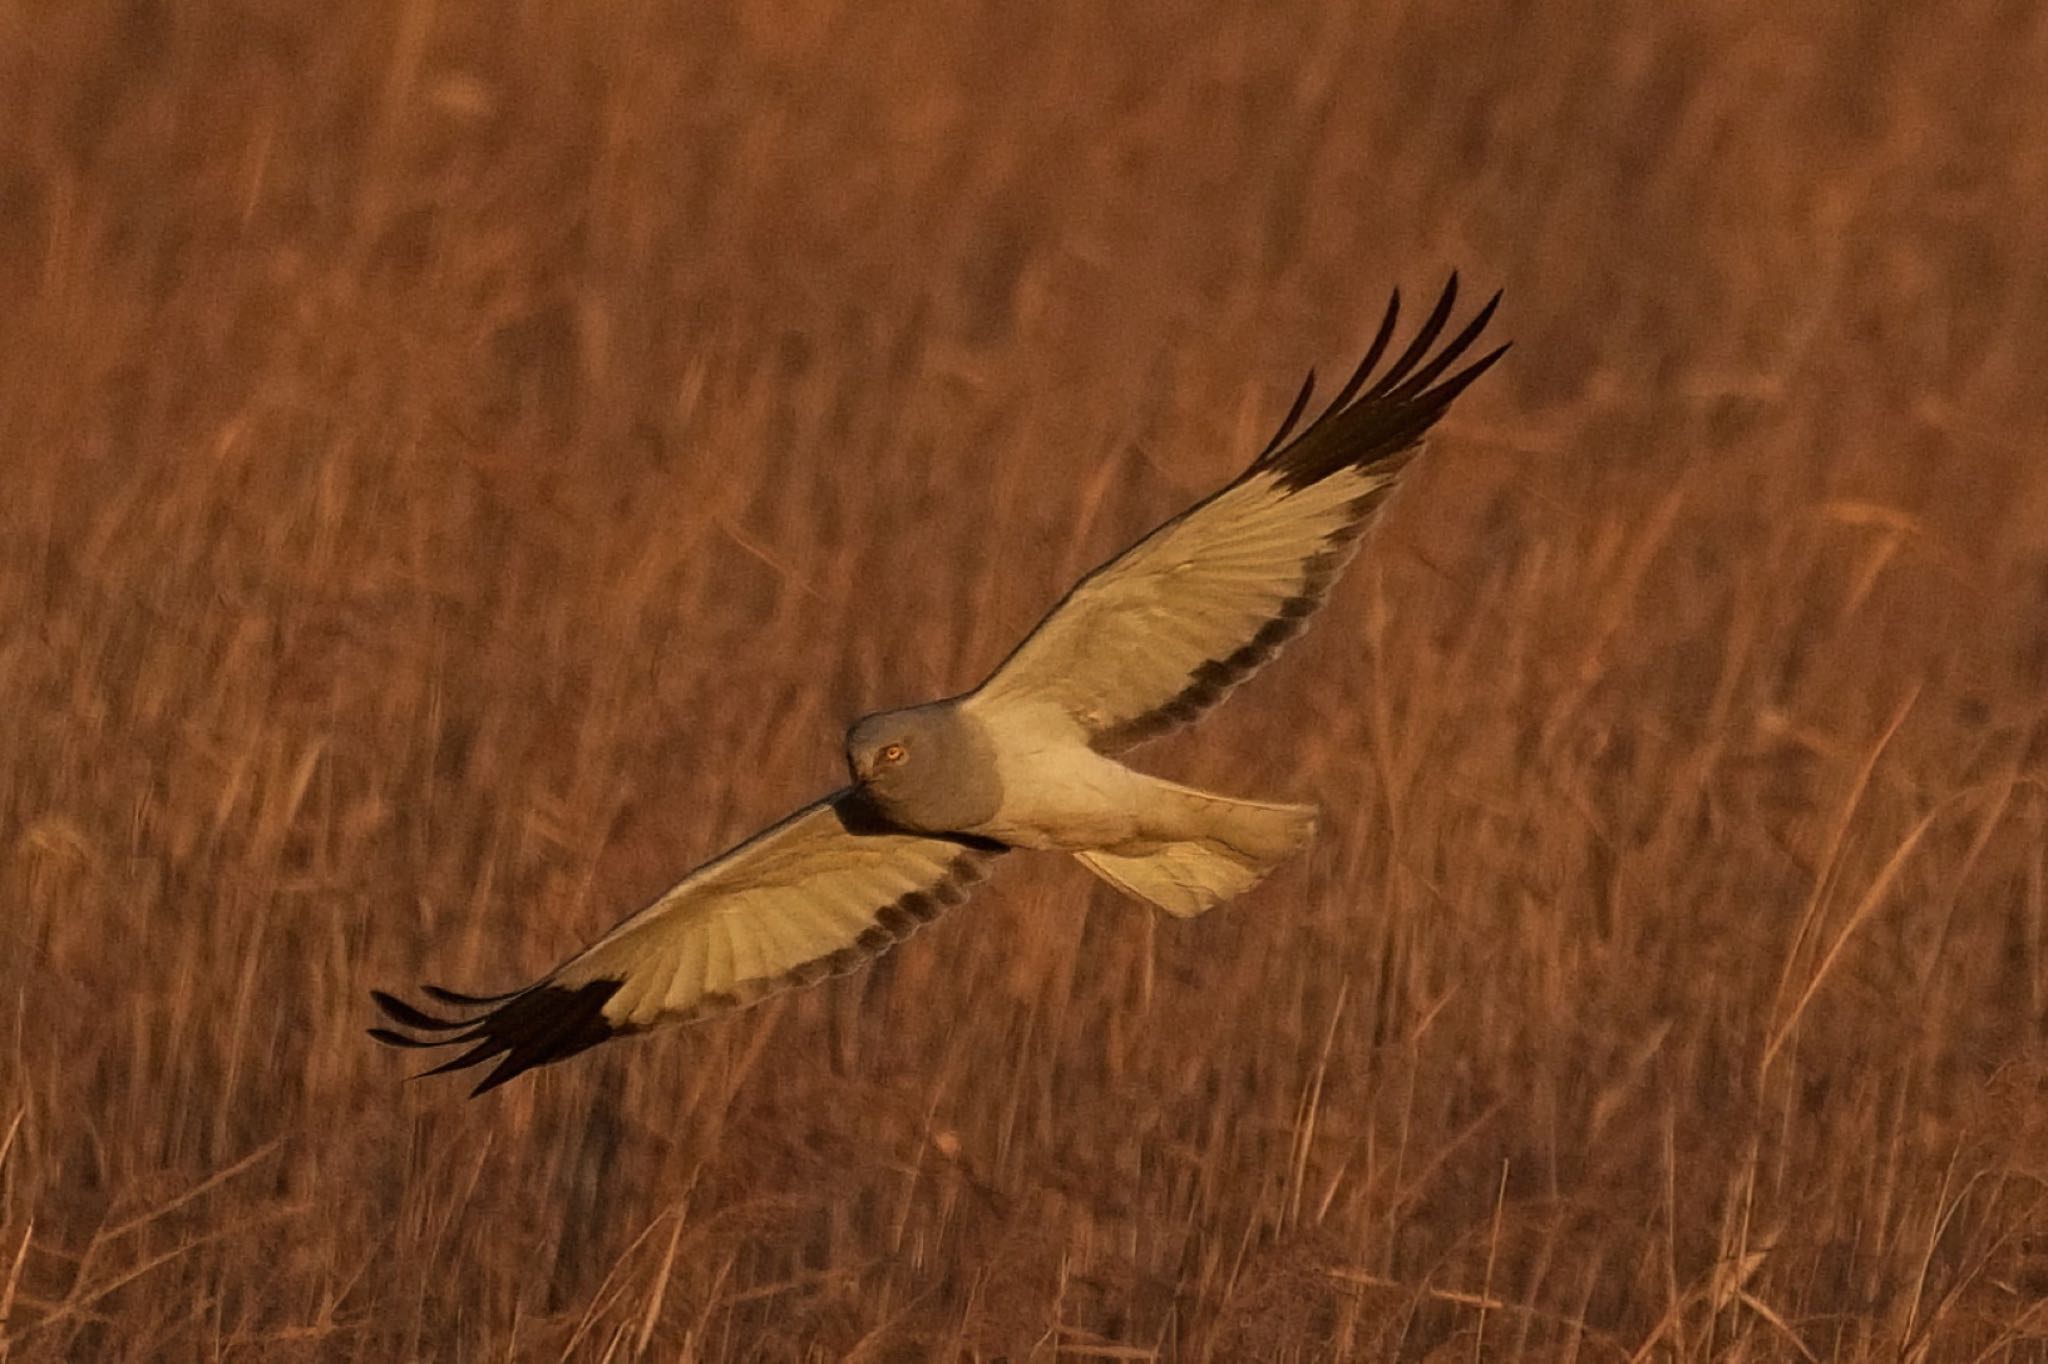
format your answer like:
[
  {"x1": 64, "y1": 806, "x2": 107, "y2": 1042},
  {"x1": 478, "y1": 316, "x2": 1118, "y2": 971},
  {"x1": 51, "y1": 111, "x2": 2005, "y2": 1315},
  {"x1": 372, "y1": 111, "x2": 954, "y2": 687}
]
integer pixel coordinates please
[
  {"x1": 974, "y1": 277, "x2": 1506, "y2": 750},
  {"x1": 370, "y1": 790, "x2": 1003, "y2": 1094}
]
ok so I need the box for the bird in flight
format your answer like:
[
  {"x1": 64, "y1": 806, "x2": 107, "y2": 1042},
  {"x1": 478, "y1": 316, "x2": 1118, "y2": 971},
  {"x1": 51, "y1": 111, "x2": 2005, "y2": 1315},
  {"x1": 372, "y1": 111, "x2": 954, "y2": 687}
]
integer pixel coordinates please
[{"x1": 371, "y1": 277, "x2": 1507, "y2": 1094}]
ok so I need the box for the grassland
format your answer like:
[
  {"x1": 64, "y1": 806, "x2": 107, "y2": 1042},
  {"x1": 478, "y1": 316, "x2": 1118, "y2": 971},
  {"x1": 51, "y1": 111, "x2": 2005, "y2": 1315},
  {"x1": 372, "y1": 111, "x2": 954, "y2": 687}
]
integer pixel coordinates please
[{"x1": 2, "y1": 1, "x2": 2047, "y2": 1359}]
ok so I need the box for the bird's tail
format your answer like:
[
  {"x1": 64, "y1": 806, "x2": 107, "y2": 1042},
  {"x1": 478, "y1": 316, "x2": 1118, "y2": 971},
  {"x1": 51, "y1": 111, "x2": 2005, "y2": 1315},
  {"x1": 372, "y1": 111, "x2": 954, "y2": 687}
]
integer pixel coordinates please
[{"x1": 1074, "y1": 782, "x2": 1317, "y2": 918}]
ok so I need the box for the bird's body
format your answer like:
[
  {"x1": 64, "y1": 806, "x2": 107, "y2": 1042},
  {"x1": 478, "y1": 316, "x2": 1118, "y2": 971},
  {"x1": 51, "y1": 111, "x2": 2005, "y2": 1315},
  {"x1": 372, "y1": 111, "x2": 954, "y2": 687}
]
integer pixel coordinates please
[
  {"x1": 859, "y1": 692, "x2": 1319, "y2": 914},
  {"x1": 960, "y1": 703, "x2": 1143, "y2": 851},
  {"x1": 372, "y1": 277, "x2": 1508, "y2": 1093}
]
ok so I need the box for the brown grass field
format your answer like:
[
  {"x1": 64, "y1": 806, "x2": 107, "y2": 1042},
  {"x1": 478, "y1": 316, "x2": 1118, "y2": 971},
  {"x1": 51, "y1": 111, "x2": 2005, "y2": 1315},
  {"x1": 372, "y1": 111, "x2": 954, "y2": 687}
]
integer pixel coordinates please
[{"x1": 3, "y1": 2, "x2": 2048, "y2": 1359}]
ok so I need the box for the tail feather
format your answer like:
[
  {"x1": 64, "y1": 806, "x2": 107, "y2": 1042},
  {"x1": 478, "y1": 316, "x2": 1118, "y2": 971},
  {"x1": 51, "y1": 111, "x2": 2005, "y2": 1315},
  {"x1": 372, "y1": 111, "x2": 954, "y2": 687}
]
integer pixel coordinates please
[
  {"x1": 1076, "y1": 786, "x2": 1317, "y2": 917},
  {"x1": 1076, "y1": 842, "x2": 1267, "y2": 917}
]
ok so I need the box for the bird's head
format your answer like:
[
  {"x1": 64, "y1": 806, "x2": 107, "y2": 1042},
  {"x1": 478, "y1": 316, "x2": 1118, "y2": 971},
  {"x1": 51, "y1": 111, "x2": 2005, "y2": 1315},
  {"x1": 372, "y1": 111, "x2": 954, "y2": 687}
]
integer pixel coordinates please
[
  {"x1": 843, "y1": 703, "x2": 999, "y2": 835},
  {"x1": 846, "y1": 709, "x2": 921, "y2": 790}
]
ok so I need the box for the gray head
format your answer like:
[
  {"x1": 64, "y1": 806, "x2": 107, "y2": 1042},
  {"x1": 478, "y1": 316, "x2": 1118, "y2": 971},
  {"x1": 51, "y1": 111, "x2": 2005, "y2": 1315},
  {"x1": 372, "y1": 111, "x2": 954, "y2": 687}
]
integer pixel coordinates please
[{"x1": 845, "y1": 701, "x2": 1000, "y2": 835}]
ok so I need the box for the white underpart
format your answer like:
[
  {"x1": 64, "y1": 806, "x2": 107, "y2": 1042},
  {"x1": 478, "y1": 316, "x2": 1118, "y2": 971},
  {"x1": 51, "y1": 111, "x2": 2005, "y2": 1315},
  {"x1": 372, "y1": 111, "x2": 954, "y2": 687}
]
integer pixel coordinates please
[{"x1": 959, "y1": 700, "x2": 1151, "y2": 850}]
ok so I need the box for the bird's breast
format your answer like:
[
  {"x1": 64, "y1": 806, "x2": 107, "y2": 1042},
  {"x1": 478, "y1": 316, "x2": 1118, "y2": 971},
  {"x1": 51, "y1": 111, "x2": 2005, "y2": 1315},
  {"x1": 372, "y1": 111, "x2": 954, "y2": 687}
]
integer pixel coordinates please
[{"x1": 969, "y1": 717, "x2": 1145, "y2": 852}]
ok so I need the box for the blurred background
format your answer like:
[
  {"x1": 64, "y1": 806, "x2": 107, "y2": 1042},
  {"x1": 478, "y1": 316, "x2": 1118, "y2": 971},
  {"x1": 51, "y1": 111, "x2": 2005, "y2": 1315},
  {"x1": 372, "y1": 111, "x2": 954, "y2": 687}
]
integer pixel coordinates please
[{"x1": 3, "y1": 1, "x2": 2046, "y2": 1359}]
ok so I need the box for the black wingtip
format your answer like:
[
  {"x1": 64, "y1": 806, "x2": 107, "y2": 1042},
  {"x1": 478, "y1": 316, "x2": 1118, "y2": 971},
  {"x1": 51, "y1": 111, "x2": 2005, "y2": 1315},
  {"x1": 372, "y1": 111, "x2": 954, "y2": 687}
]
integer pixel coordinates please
[
  {"x1": 469, "y1": 1055, "x2": 535, "y2": 1098},
  {"x1": 1256, "y1": 276, "x2": 1506, "y2": 491},
  {"x1": 1380, "y1": 290, "x2": 1503, "y2": 406},
  {"x1": 1326, "y1": 289, "x2": 1403, "y2": 413},
  {"x1": 1424, "y1": 339, "x2": 1512, "y2": 413},
  {"x1": 370, "y1": 989, "x2": 470, "y2": 1032},
  {"x1": 422, "y1": 983, "x2": 525, "y2": 1007},
  {"x1": 1364, "y1": 275, "x2": 1461, "y2": 403},
  {"x1": 368, "y1": 1025, "x2": 449, "y2": 1050},
  {"x1": 368, "y1": 979, "x2": 628, "y2": 1096},
  {"x1": 420, "y1": 1038, "x2": 502, "y2": 1079},
  {"x1": 1255, "y1": 368, "x2": 1319, "y2": 461}
]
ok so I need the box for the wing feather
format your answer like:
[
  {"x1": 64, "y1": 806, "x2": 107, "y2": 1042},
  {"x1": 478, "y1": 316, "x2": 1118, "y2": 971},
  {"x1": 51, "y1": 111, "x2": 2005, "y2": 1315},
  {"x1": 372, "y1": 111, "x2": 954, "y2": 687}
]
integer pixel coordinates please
[
  {"x1": 973, "y1": 277, "x2": 1505, "y2": 749},
  {"x1": 704, "y1": 913, "x2": 739, "y2": 1003},
  {"x1": 370, "y1": 789, "x2": 1003, "y2": 1094}
]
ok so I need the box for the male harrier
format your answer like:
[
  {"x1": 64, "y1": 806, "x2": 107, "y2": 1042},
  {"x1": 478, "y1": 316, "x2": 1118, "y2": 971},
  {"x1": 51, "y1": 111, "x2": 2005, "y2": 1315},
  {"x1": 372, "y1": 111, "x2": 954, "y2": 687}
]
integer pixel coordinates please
[{"x1": 372, "y1": 277, "x2": 1506, "y2": 1093}]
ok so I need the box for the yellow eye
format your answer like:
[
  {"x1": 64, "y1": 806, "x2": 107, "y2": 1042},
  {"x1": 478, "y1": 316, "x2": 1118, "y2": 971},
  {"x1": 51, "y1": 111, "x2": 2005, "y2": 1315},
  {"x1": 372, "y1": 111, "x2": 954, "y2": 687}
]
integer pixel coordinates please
[{"x1": 879, "y1": 742, "x2": 906, "y2": 765}]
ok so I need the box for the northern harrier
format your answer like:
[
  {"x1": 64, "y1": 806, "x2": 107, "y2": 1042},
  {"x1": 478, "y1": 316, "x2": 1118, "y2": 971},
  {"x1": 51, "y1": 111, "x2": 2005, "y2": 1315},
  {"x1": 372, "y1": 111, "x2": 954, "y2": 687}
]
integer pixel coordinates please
[{"x1": 372, "y1": 277, "x2": 1506, "y2": 1093}]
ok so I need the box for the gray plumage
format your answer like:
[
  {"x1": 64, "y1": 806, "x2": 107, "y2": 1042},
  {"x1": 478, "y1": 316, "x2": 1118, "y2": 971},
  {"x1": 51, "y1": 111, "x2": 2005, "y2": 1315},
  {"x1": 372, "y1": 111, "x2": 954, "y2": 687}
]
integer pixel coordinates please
[
  {"x1": 372, "y1": 277, "x2": 1507, "y2": 1093},
  {"x1": 845, "y1": 702, "x2": 1003, "y2": 833}
]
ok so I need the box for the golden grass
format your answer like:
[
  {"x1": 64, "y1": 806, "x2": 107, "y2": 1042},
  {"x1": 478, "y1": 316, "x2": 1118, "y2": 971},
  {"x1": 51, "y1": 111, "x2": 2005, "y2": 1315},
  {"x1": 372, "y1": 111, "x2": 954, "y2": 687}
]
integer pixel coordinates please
[{"x1": 3, "y1": 1, "x2": 2047, "y2": 1358}]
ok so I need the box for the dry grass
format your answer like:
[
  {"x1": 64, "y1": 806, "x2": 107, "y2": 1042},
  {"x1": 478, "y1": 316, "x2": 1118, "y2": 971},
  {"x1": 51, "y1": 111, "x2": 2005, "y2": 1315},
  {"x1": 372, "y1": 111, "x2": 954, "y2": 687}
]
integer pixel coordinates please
[{"x1": 3, "y1": 1, "x2": 2047, "y2": 1359}]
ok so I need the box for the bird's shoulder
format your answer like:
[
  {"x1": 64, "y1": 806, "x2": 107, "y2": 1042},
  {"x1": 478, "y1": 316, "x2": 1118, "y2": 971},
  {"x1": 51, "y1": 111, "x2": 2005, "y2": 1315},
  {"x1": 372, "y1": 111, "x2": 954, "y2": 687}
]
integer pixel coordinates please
[{"x1": 956, "y1": 688, "x2": 1096, "y2": 752}]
